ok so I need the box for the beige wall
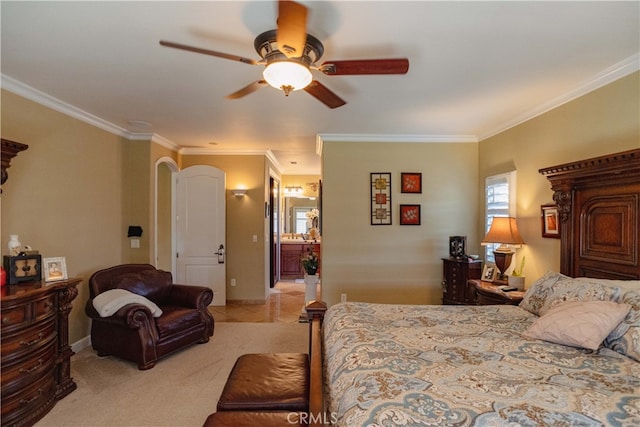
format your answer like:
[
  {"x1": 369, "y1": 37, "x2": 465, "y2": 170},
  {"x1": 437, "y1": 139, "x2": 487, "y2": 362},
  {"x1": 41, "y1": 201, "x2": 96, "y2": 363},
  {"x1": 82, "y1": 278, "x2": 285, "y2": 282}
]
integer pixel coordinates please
[
  {"x1": 321, "y1": 141, "x2": 479, "y2": 306},
  {"x1": 1, "y1": 90, "x2": 127, "y2": 343},
  {"x1": 478, "y1": 71, "x2": 640, "y2": 284}
]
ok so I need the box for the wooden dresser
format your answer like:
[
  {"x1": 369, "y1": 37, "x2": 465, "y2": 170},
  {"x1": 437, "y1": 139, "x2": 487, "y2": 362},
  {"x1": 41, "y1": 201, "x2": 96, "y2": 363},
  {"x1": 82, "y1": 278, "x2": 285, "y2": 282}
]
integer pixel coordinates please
[
  {"x1": 442, "y1": 258, "x2": 482, "y2": 305},
  {"x1": 1, "y1": 278, "x2": 80, "y2": 427}
]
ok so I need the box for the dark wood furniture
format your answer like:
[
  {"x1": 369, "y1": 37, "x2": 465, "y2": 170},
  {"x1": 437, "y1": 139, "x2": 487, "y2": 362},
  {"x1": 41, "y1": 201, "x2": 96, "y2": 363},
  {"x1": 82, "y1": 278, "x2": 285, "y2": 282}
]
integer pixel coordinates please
[
  {"x1": 1, "y1": 278, "x2": 80, "y2": 427},
  {"x1": 469, "y1": 279, "x2": 524, "y2": 305},
  {"x1": 540, "y1": 148, "x2": 639, "y2": 279},
  {"x1": 1, "y1": 138, "x2": 29, "y2": 188},
  {"x1": 281, "y1": 243, "x2": 320, "y2": 279},
  {"x1": 441, "y1": 258, "x2": 482, "y2": 305}
]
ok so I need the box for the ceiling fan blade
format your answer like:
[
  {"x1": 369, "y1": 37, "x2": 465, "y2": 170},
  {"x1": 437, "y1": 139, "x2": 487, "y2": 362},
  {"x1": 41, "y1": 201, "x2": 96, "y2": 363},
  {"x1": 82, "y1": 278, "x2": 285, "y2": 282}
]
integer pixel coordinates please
[
  {"x1": 304, "y1": 80, "x2": 346, "y2": 109},
  {"x1": 319, "y1": 59, "x2": 409, "y2": 75},
  {"x1": 277, "y1": 0, "x2": 308, "y2": 58},
  {"x1": 226, "y1": 81, "x2": 268, "y2": 99},
  {"x1": 159, "y1": 40, "x2": 258, "y2": 65}
]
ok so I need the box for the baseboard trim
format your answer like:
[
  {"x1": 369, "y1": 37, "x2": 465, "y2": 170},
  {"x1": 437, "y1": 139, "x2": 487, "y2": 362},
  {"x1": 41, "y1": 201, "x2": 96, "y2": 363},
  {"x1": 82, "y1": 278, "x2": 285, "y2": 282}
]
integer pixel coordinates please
[
  {"x1": 72, "y1": 335, "x2": 92, "y2": 353},
  {"x1": 224, "y1": 299, "x2": 267, "y2": 305}
]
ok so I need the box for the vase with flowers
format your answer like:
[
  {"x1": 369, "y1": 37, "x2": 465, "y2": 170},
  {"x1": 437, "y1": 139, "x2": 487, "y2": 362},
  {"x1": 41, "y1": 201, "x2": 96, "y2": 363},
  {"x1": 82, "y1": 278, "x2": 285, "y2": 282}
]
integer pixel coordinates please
[
  {"x1": 305, "y1": 209, "x2": 320, "y2": 241},
  {"x1": 301, "y1": 248, "x2": 319, "y2": 304},
  {"x1": 301, "y1": 248, "x2": 319, "y2": 276}
]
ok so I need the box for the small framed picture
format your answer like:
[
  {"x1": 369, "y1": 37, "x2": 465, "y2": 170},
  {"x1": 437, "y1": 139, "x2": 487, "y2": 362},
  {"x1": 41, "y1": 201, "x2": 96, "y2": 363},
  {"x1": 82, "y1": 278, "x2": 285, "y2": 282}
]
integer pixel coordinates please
[
  {"x1": 541, "y1": 204, "x2": 560, "y2": 238},
  {"x1": 43, "y1": 257, "x2": 68, "y2": 282},
  {"x1": 401, "y1": 172, "x2": 422, "y2": 193},
  {"x1": 399, "y1": 204, "x2": 421, "y2": 225},
  {"x1": 482, "y1": 263, "x2": 498, "y2": 282}
]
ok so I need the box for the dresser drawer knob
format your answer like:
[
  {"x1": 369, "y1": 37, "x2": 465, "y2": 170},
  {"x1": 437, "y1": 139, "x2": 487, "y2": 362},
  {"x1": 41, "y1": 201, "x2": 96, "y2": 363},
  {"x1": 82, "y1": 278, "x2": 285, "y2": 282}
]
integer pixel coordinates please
[
  {"x1": 20, "y1": 333, "x2": 44, "y2": 347},
  {"x1": 2, "y1": 316, "x2": 10, "y2": 325}
]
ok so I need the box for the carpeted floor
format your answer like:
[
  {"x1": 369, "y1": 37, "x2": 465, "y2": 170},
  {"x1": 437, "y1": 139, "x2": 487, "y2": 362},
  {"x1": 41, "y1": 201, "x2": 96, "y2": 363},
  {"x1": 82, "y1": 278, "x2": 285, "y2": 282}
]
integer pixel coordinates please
[{"x1": 36, "y1": 322, "x2": 309, "y2": 427}]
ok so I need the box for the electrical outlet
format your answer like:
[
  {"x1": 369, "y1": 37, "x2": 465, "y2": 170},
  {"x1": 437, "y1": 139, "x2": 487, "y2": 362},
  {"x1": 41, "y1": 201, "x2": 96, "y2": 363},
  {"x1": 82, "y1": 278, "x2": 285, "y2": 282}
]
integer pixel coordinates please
[
  {"x1": 231, "y1": 279, "x2": 236, "y2": 287},
  {"x1": 341, "y1": 293, "x2": 347, "y2": 303}
]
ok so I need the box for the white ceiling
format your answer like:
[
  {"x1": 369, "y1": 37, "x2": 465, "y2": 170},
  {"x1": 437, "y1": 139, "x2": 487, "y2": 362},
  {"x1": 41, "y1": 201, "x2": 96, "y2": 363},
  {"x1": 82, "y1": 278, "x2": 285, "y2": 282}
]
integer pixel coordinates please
[{"x1": 2, "y1": 1, "x2": 638, "y2": 174}]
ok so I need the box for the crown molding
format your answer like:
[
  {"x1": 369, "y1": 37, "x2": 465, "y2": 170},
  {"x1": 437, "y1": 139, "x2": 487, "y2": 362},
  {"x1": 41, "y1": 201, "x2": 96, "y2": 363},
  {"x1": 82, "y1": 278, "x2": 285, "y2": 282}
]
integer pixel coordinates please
[
  {"x1": 479, "y1": 53, "x2": 640, "y2": 141},
  {"x1": 1, "y1": 74, "x2": 181, "y2": 151},
  {"x1": 2, "y1": 74, "x2": 131, "y2": 137},
  {"x1": 317, "y1": 134, "x2": 478, "y2": 144}
]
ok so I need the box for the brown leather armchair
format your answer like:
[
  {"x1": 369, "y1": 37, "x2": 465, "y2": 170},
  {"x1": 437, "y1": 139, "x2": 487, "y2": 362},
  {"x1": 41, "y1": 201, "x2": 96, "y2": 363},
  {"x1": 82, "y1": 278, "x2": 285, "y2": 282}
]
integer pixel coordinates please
[{"x1": 85, "y1": 264, "x2": 214, "y2": 370}]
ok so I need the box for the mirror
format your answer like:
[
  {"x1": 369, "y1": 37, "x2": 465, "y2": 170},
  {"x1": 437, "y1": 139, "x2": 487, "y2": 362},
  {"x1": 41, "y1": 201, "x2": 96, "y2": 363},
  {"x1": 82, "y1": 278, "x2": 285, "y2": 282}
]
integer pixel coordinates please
[{"x1": 284, "y1": 197, "x2": 319, "y2": 235}]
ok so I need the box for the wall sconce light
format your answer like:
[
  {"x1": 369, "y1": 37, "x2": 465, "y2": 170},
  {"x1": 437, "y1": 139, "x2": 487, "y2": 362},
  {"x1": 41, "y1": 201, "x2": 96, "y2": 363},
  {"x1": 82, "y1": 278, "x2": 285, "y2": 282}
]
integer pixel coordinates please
[
  {"x1": 481, "y1": 217, "x2": 525, "y2": 282},
  {"x1": 232, "y1": 189, "x2": 247, "y2": 197}
]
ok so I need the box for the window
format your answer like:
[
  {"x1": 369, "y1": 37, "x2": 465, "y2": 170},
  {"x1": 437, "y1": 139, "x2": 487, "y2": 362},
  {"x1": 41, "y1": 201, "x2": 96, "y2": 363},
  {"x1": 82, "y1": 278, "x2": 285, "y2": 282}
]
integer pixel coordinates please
[
  {"x1": 293, "y1": 208, "x2": 309, "y2": 234},
  {"x1": 485, "y1": 171, "x2": 516, "y2": 262}
]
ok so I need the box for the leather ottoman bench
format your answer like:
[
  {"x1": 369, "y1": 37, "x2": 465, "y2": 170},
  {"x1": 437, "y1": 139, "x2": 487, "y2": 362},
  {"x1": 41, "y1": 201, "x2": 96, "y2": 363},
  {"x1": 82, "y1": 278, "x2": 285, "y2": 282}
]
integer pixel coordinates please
[
  {"x1": 203, "y1": 411, "x2": 308, "y2": 427},
  {"x1": 216, "y1": 353, "x2": 309, "y2": 412}
]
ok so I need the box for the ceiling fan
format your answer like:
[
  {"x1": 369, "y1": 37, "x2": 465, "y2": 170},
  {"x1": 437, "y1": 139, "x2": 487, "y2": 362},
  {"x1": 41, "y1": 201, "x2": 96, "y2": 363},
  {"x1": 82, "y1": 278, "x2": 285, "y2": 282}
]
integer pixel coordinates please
[{"x1": 159, "y1": 0, "x2": 409, "y2": 109}]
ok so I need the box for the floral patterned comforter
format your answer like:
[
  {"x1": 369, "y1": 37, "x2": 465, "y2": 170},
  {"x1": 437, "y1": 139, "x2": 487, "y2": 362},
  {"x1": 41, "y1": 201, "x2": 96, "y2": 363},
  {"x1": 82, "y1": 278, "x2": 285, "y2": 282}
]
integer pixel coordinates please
[{"x1": 323, "y1": 302, "x2": 640, "y2": 426}]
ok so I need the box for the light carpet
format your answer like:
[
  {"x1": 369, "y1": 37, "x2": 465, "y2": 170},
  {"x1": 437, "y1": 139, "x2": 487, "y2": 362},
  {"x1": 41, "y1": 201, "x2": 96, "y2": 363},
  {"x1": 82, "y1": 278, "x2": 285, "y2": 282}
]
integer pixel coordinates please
[{"x1": 36, "y1": 322, "x2": 309, "y2": 427}]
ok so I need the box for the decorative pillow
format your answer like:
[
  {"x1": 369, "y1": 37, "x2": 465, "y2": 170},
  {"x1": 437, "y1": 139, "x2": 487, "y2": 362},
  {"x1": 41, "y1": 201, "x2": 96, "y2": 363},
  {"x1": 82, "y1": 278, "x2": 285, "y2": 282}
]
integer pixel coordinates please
[
  {"x1": 519, "y1": 271, "x2": 570, "y2": 315},
  {"x1": 93, "y1": 289, "x2": 163, "y2": 318},
  {"x1": 604, "y1": 289, "x2": 640, "y2": 362},
  {"x1": 524, "y1": 300, "x2": 631, "y2": 350},
  {"x1": 519, "y1": 272, "x2": 620, "y2": 316}
]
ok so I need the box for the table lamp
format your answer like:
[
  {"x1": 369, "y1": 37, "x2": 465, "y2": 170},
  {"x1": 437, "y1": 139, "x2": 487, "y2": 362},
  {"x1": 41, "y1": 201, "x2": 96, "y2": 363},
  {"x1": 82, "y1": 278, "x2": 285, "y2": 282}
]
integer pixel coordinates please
[{"x1": 481, "y1": 217, "x2": 525, "y2": 283}]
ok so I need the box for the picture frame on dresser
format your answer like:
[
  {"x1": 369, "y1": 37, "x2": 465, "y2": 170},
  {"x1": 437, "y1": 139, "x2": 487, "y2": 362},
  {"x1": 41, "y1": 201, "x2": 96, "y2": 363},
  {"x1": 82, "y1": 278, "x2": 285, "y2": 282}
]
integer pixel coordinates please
[
  {"x1": 482, "y1": 263, "x2": 498, "y2": 282},
  {"x1": 43, "y1": 256, "x2": 68, "y2": 282}
]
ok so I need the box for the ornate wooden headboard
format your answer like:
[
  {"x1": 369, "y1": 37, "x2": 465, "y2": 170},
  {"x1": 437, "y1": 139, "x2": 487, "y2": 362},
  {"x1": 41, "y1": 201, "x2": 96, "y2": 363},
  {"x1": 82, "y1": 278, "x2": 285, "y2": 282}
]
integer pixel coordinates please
[{"x1": 539, "y1": 148, "x2": 640, "y2": 279}]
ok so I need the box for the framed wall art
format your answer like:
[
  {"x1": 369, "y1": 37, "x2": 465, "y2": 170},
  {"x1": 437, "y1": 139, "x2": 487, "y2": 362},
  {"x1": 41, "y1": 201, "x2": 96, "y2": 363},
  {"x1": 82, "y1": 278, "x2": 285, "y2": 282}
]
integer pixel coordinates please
[
  {"x1": 401, "y1": 172, "x2": 422, "y2": 193},
  {"x1": 370, "y1": 172, "x2": 392, "y2": 225},
  {"x1": 43, "y1": 257, "x2": 68, "y2": 282},
  {"x1": 400, "y1": 204, "x2": 421, "y2": 225},
  {"x1": 541, "y1": 204, "x2": 560, "y2": 238}
]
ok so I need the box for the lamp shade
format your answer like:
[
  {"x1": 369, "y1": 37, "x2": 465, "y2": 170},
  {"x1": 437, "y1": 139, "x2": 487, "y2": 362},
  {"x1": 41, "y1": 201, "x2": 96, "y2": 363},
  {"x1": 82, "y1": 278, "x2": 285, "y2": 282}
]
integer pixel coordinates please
[
  {"x1": 263, "y1": 61, "x2": 312, "y2": 93},
  {"x1": 481, "y1": 217, "x2": 525, "y2": 248}
]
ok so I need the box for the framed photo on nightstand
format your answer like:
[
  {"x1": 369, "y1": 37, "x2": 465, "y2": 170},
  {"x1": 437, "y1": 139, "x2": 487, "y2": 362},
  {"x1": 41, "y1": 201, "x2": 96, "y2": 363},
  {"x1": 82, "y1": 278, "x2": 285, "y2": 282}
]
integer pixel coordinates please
[{"x1": 482, "y1": 263, "x2": 498, "y2": 282}]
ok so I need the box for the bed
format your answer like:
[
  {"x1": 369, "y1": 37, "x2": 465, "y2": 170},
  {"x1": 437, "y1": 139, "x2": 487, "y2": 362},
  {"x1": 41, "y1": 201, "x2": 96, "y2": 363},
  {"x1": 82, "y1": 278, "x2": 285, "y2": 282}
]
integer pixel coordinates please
[{"x1": 307, "y1": 148, "x2": 640, "y2": 426}]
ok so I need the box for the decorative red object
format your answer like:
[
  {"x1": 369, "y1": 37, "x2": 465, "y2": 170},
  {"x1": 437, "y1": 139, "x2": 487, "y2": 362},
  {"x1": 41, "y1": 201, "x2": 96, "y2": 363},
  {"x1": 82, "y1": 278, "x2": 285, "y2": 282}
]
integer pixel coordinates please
[{"x1": 1, "y1": 266, "x2": 6, "y2": 286}]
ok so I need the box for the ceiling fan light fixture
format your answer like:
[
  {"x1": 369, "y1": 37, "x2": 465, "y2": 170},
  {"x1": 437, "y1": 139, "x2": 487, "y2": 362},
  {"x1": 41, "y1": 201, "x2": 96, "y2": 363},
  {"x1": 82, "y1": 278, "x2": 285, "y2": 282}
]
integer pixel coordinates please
[{"x1": 262, "y1": 61, "x2": 312, "y2": 95}]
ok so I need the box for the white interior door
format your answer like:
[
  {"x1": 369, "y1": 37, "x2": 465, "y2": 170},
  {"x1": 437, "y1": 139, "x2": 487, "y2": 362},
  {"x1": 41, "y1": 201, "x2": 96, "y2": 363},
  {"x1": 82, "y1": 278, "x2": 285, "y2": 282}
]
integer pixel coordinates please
[{"x1": 176, "y1": 165, "x2": 226, "y2": 306}]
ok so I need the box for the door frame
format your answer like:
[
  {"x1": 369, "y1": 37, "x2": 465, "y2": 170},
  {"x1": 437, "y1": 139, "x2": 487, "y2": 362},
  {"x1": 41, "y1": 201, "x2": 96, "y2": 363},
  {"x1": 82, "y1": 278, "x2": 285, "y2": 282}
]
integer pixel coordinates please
[{"x1": 154, "y1": 156, "x2": 179, "y2": 274}]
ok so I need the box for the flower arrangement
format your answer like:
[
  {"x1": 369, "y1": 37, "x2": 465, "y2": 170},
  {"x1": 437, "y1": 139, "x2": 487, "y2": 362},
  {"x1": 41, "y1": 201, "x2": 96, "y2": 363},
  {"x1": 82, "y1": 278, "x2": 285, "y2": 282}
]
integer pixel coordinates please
[
  {"x1": 301, "y1": 248, "x2": 319, "y2": 275},
  {"x1": 305, "y1": 209, "x2": 319, "y2": 220}
]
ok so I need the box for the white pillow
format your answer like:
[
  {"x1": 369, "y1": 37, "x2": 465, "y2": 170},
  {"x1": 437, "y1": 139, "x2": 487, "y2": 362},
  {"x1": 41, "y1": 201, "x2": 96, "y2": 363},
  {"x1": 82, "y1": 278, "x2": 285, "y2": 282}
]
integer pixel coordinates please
[
  {"x1": 93, "y1": 289, "x2": 163, "y2": 318},
  {"x1": 523, "y1": 300, "x2": 630, "y2": 350}
]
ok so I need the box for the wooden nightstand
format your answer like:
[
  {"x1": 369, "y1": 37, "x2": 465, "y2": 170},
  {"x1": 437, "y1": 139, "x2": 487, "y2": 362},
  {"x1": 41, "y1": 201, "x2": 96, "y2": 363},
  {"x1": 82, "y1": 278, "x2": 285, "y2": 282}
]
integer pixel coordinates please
[{"x1": 469, "y1": 279, "x2": 524, "y2": 305}]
